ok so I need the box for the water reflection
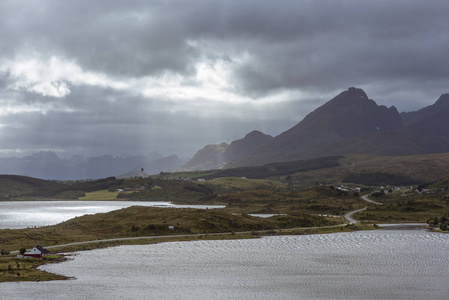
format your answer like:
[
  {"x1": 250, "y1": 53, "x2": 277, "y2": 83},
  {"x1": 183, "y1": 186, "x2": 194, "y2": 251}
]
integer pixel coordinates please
[{"x1": 0, "y1": 201, "x2": 224, "y2": 229}]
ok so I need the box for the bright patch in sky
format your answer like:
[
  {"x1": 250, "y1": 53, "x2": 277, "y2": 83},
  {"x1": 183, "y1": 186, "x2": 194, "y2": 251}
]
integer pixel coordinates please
[{"x1": 2, "y1": 56, "x2": 129, "y2": 98}]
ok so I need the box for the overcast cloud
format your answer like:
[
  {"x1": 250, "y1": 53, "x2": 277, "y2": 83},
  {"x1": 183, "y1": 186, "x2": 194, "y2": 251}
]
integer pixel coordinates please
[{"x1": 1, "y1": 0, "x2": 448, "y2": 158}]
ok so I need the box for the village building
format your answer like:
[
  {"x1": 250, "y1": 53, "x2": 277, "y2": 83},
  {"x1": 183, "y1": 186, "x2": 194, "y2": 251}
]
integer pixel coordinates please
[{"x1": 23, "y1": 245, "x2": 50, "y2": 258}]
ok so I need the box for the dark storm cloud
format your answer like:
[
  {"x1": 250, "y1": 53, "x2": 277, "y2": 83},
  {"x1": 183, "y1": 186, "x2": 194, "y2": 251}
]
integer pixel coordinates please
[
  {"x1": 0, "y1": 0, "x2": 448, "y2": 158},
  {"x1": 226, "y1": 1, "x2": 449, "y2": 98},
  {"x1": 3, "y1": 0, "x2": 446, "y2": 86}
]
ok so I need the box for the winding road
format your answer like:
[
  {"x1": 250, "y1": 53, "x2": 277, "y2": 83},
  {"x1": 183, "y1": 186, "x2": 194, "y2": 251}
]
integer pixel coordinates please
[
  {"x1": 344, "y1": 207, "x2": 368, "y2": 224},
  {"x1": 361, "y1": 195, "x2": 383, "y2": 205},
  {"x1": 344, "y1": 195, "x2": 383, "y2": 224}
]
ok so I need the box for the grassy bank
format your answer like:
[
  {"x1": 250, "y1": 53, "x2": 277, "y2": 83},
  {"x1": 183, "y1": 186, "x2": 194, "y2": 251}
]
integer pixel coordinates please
[{"x1": 0, "y1": 255, "x2": 67, "y2": 282}]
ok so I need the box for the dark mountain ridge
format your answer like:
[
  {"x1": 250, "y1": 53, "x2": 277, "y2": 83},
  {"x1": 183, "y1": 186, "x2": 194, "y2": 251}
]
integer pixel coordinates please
[{"x1": 185, "y1": 87, "x2": 449, "y2": 170}]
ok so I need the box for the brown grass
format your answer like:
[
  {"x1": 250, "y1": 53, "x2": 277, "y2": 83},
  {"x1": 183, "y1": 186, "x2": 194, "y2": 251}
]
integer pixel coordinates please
[{"x1": 289, "y1": 153, "x2": 449, "y2": 187}]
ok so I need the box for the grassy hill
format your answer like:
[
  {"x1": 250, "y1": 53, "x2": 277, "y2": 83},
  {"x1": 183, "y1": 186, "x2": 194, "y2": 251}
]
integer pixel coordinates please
[
  {"x1": 0, "y1": 175, "x2": 65, "y2": 200},
  {"x1": 166, "y1": 152, "x2": 449, "y2": 188},
  {"x1": 429, "y1": 176, "x2": 449, "y2": 190},
  {"x1": 285, "y1": 153, "x2": 449, "y2": 187},
  {"x1": 0, "y1": 175, "x2": 123, "y2": 200},
  {"x1": 354, "y1": 193, "x2": 449, "y2": 223},
  {"x1": 0, "y1": 206, "x2": 341, "y2": 253}
]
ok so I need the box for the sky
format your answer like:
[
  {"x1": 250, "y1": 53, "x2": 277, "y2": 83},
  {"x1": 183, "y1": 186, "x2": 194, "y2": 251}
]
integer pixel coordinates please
[{"x1": 1, "y1": 0, "x2": 448, "y2": 159}]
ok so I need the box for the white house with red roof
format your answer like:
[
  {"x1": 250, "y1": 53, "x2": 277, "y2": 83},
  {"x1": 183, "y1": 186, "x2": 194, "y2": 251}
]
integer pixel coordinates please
[{"x1": 23, "y1": 245, "x2": 51, "y2": 258}]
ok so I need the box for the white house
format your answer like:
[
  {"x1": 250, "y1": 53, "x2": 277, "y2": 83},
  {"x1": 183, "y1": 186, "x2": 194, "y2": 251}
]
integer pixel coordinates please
[{"x1": 23, "y1": 245, "x2": 50, "y2": 258}]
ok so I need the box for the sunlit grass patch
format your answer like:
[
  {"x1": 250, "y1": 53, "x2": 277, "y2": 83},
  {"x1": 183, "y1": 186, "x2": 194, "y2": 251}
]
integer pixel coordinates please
[{"x1": 78, "y1": 189, "x2": 119, "y2": 201}]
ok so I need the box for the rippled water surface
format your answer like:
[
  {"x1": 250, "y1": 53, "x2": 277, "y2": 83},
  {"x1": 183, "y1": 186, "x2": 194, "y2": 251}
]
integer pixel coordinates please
[
  {"x1": 0, "y1": 201, "x2": 224, "y2": 229},
  {"x1": 2, "y1": 228, "x2": 448, "y2": 299}
]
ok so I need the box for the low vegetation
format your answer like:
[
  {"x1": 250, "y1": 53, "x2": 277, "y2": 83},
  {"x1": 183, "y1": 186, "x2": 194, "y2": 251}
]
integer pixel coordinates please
[
  {"x1": 286, "y1": 153, "x2": 449, "y2": 187},
  {"x1": 0, "y1": 255, "x2": 66, "y2": 282},
  {"x1": 354, "y1": 193, "x2": 449, "y2": 223},
  {"x1": 0, "y1": 175, "x2": 123, "y2": 200},
  {"x1": 426, "y1": 215, "x2": 449, "y2": 231},
  {"x1": 0, "y1": 206, "x2": 343, "y2": 254},
  {"x1": 343, "y1": 172, "x2": 424, "y2": 186},
  {"x1": 78, "y1": 189, "x2": 119, "y2": 201},
  {"x1": 211, "y1": 186, "x2": 364, "y2": 216}
]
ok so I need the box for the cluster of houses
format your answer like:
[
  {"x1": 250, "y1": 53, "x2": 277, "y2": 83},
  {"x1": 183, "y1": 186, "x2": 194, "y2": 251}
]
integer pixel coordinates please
[
  {"x1": 336, "y1": 185, "x2": 361, "y2": 193},
  {"x1": 169, "y1": 176, "x2": 206, "y2": 182},
  {"x1": 335, "y1": 184, "x2": 446, "y2": 195}
]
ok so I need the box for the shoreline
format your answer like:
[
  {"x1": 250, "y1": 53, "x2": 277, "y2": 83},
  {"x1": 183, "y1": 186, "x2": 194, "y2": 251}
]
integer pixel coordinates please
[
  {"x1": 2, "y1": 222, "x2": 432, "y2": 283},
  {"x1": 2, "y1": 223, "x2": 378, "y2": 283},
  {"x1": 0, "y1": 195, "x2": 434, "y2": 283}
]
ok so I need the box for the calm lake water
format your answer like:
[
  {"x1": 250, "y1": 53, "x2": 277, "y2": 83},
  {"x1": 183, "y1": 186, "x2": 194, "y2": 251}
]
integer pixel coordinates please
[
  {"x1": 0, "y1": 201, "x2": 224, "y2": 229},
  {"x1": 2, "y1": 227, "x2": 448, "y2": 300}
]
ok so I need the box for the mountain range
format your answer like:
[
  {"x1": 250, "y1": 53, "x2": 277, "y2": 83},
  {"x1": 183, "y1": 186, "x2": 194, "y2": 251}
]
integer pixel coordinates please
[
  {"x1": 3, "y1": 87, "x2": 447, "y2": 179},
  {"x1": 0, "y1": 151, "x2": 186, "y2": 180},
  {"x1": 178, "y1": 87, "x2": 449, "y2": 171}
]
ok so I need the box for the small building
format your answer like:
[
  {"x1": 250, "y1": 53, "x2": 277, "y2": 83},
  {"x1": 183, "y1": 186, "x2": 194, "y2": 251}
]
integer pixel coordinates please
[{"x1": 23, "y1": 245, "x2": 50, "y2": 258}]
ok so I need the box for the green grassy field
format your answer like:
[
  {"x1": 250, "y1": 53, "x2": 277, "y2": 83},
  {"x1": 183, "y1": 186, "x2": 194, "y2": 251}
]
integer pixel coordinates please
[
  {"x1": 78, "y1": 189, "x2": 119, "y2": 201},
  {"x1": 0, "y1": 255, "x2": 67, "y2": 282},
  {"x1": 354, "y1": 193, "x2": 449, "y2": 222}
]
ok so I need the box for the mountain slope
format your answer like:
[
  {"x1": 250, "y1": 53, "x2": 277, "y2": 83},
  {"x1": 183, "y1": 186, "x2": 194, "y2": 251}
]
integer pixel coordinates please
[
  {"x1": 400, "y1": 93, "x2": 449, "y2": 125},
  {"x1": 224, "y1": 131, "x2": 274, "y2": 162},
  {"x1": 227, "y1": 88, "x2": 449, "y2": 168},
  {"x1": 227, "y1": 88, "x2": 404, "y2": 167},
  {"x1": 396, "y1": 94, "x2": 449, "y2": 152},
  {"x1": 176, "y1": 131, "x2": 273, "y2": 171},
  {"x1": 176, "y1": 143, "x2": 229, "y2": 171}
]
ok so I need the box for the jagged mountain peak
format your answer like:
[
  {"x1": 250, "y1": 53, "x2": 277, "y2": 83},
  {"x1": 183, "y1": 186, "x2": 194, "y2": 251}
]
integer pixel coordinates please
[
  {"x1": 191, "y1": 88, "x2": 449, "y2": 170},
  {"x1": 320, "y1": 88, "x2": 382, "y2": 113},
  {"x1": 303, "y1": 87, "x2": 402, "y2": 138},
  {"x1": 226, "y1": 88, "x2": 415, "y2": 168},
  {"x1": 340, "y1": 86, "x2": 368, "y2": 99},
  {"x1": 389, "y1": 105, "x2": 398, "y2": 112}
]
